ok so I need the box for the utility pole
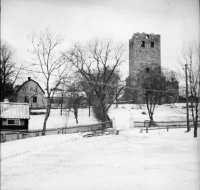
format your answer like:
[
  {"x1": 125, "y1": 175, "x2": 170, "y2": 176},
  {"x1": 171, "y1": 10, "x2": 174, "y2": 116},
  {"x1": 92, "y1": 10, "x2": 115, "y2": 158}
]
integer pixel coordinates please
[
  {"x1": 185, "y1": 64, "x2": 190, "y2": 132},
  {"x1": 60, "y1": 92, "x2": 63, "y2": 115}
]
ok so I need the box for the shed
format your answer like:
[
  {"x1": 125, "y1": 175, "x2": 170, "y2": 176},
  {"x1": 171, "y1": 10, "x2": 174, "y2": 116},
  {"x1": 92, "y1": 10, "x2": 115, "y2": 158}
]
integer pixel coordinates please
[{"x1": 0, "y1": 99, "x2": 30, "y2": 130}]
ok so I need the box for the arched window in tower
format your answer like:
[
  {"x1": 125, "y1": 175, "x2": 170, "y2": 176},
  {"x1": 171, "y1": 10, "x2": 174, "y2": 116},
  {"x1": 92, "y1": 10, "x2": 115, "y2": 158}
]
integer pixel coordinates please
[
  {"x1": 141, "y1": 41, "x2": 145, "y2": 47},
  {"x1": 150, "y1": 42, "x2": 154, "y2": 48}
]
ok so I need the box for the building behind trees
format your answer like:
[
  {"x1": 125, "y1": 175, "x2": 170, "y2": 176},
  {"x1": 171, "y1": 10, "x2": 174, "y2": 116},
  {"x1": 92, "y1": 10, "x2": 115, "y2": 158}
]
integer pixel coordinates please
[{"x1": 124, "y1": 32, "x2": 179, "y2": 104}]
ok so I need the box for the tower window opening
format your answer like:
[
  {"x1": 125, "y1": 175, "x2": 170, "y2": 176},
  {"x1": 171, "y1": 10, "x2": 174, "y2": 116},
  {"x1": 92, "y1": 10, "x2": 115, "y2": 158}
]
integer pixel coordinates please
[
  {"x1": 146, "y1": 35, "x2": 149, "y2": 39},
  {"x1": 151, "y1": 42, "x2": 154, "y2": 48},
  {"x1": 141, "y1": 41, "x2": 145, "y2": 47}
]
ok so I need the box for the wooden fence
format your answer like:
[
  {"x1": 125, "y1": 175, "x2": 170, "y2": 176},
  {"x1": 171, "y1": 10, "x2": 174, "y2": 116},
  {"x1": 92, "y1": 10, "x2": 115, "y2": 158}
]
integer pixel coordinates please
[
  {"x1": 0, "y1": 121, "x2": 112, "y2": 143},
  {"x1": 134, "y1": 120, "x2": 200, "y2": 133}
]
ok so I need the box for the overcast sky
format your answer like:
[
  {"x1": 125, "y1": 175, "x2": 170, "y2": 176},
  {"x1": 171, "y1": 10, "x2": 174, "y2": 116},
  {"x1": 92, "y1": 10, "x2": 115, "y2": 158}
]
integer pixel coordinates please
[{"x1": 2, "y1": 0, "x2": 199, "y2": 79}]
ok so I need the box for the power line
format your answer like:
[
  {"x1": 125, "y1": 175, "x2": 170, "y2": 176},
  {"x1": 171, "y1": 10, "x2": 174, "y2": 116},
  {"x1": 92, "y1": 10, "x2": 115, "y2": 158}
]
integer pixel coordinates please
[{"x1": 13, "y1": 66, "x2": 179, "y2": 94}]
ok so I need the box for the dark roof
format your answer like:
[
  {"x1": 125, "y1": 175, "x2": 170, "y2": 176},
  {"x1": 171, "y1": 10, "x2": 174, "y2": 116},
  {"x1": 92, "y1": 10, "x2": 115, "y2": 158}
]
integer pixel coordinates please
[
  {"x1": 16, "y1": 79, "x2": 45, "y2": 94},
  {"x1": 0, "y1": 102, "x2": 30, "y2": 119}
]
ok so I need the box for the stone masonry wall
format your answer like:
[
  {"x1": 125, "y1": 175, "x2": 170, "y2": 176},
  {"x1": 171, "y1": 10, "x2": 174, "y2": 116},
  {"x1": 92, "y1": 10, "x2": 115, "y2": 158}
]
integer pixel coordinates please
[{"x1": 129, "y1": 32, "x2": 161, "y2": 87}]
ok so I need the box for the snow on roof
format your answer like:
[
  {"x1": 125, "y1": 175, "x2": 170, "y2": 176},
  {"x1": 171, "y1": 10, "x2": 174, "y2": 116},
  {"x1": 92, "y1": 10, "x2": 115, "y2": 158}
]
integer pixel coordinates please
[{"x1": 0, "y1": 102, "x2": 30, "y2": 119}]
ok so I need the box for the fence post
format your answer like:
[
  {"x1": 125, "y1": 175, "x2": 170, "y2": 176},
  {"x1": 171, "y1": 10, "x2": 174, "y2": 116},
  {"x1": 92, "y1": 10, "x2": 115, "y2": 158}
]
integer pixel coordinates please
[
  {"x1": 112, "y1": 118, "x2": 116, "y2": 129},
  {"x1": 3, "y1": 134, "x2": 6, "y2": 142},
  {"x1": 130, "y1": 117, "x2": 134, "y2": 128},
  {"x1": 17, "y1": 131, "x2": 19, "y2": 139},
  {"x1": 146, "y1": 123, "x2": 148, "y2": 133}
]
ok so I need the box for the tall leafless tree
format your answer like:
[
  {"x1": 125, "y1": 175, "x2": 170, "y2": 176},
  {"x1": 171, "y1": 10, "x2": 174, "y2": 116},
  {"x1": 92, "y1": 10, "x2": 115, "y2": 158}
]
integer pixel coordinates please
[
  {"x1": 177, "y1": 41, "x2": 200, "y2": 137},
  {"x1": 28, "y1": 29, "x2": 71, "y2": 133},
  {"x1": 137, "y1": 66, "x2": 178, "y2": 122},
  {"x1": 0, "y1": 41, "x2": 22, "y2": 101},
  {"x1": 66, "y1": 39, "x2": 126, "y2": 126},
  {"x1": 65, "y1": 83, "x2": 85, "y2": 124}
]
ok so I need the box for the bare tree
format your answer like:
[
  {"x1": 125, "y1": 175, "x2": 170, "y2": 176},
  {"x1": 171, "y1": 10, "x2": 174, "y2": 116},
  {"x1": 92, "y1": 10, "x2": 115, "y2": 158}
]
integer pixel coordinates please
[
  {"x1": 177, "y1": 41, "x2": 200, "y2": 137},
  {"x1": 0, "y1": 41, "x2": 22, "y2": 101},
  {"x1": 137, "y1": 66, "x2": 178, "y2": 122},
  {"x1": 66, "y1": 39, "x2": 125, "y2": 126},
  {"x1": 65, "y1": 83, "x2": 85, "y2": 124},
  {"x1": 28, "y1": 28, "x2": 70, "y2": 133}
]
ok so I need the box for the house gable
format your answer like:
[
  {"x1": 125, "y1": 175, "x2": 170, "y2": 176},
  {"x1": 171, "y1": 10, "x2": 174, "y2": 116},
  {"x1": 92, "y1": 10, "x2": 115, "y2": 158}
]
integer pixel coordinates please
[
  {"x1": 15, "y1": 78, "x2": 46, "y2": 108},
  {"x1": 16, "y1": 78, "x2": 45, "y2": 94}
]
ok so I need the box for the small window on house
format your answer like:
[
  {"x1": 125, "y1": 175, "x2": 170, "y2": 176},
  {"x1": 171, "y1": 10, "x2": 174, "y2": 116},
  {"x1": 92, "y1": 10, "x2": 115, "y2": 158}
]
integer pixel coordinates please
[
  {"x1": 150, "y1": 42, "x2": 154, "y2": 48},
  {"x1": 33, "y1": 96, "x2": 37, "y2": 103},
  {"x1": 7, "y1": 119, "x2": 20, "y2": 125},
  {"x1": 141, "y1": 41, "x2": 145, "y2": 47},
  {"x1": 24, "y1": 96, "x2": 29, "y2": 103}
]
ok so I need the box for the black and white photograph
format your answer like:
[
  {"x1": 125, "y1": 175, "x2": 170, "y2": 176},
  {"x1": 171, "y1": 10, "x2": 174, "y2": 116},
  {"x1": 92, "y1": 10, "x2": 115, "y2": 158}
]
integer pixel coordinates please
[{"x1": 1, "y1": 0, "x2": 199, "y2": 189}]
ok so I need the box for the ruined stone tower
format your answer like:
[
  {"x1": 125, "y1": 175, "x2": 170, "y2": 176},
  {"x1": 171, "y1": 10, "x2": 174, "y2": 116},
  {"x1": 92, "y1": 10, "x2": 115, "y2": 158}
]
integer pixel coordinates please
[
  {"x1": 124, "y1": 32, "x2": 161, "y2": 103},
  {"x1": 124, "y1": 32, "x2": 179, "y2": 104},
  {"x1": 129, "y1": 32, "x2": 161, "y2": 87}
]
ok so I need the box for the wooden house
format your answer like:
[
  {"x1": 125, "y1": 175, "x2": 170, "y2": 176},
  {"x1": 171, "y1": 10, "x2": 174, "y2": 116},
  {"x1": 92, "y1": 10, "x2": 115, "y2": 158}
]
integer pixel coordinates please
[
  {"x1": 15, "y1": 77, "x2": 46, "y2": 109},
  {"x1": 0, "y1": 99, "x2": 30, "y2": 130}
]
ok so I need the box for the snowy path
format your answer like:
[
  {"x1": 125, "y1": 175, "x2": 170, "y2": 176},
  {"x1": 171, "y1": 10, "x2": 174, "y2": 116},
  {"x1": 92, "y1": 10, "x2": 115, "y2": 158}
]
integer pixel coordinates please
[{"x1": 1, "y1": 130, "x2": 200, "y2": 190}]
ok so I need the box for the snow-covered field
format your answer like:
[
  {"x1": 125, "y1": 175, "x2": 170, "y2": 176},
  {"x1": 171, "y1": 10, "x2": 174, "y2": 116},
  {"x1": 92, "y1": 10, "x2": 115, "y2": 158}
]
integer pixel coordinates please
[
  {"x1": 29, "y1": 103, "x2": 187, "y2": 130},
  {"x1": 29, "y1": 108, "x2": 98, "y2": 130},
  {"x1": 1, "y1": 103, "x2": 200, "y2": 190}
]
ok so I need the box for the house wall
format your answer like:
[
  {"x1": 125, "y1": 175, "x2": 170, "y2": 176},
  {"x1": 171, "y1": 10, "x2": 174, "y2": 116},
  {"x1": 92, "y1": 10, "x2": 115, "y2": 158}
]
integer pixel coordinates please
[
  {"x1": 16, "y1": 80, "x2": 46, "y2": 108},
  {"x1": 0, "y1": 119, "x2": 29, "y2": 130}
]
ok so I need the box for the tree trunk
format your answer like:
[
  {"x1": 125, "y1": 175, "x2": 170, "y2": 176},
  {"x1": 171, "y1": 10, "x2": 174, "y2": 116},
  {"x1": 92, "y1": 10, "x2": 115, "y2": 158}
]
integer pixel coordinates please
[
  {"x1": 74, "y1": 108, "x2": 78, "y2": 124},
  {"x1": 150, "y1": 114, "x2": 153, "y2": 121},
  {"x1": 60, "y1": 100, "x2": 63, "y2": 115},
  {"x1": 74, "y1": 112, "x2": 78, "y2": 124},
  {"x1": 102, "y1": 109, "x2": 107, "y2": 130},
  {"x1": 88, "y1": 94, "x2": 91, "y2": 117},
  {"x1": 89, "y1": 103, "x2": 90, "y2": 117},
  {"x1": 194, "y1": 120, "x2": 197, "y2": 138},
  {"x1": 42, "y1": 98, "x2": 51, "y2": 135},
  {"x1": 75, "y1": 116, "x2": 78, "y2": 124}
]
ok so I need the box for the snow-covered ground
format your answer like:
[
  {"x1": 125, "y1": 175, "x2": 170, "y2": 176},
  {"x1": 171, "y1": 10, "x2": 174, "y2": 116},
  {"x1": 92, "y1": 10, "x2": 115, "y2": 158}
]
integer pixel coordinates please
[
  {"x1": 29, "y1": 103, "x2": 187, "y2": 130},
  {"x1": 1, "y1": 103, "x2": 200, "y2": 190},
  {"x1": 29, "y1": 108, "x2": 98, "y2": 130},
  {"x1": 1, "y1": 129, "x2": 200, "y2": 190}
]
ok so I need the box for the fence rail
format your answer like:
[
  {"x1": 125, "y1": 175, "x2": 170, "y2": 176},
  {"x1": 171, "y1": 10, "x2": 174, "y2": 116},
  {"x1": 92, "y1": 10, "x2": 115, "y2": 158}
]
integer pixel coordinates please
[
  {"x1": 134, "y1": 120, "x2": 200, "y2": 133},
  {"x1": 0, "y1": 121, "x2": 112, "y2": 143}
]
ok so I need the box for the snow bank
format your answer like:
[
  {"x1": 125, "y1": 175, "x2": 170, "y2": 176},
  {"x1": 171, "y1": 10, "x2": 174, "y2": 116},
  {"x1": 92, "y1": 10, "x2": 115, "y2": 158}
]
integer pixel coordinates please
[{"x1": 1, "y1": 133, "x2": 84, "y2": 160}]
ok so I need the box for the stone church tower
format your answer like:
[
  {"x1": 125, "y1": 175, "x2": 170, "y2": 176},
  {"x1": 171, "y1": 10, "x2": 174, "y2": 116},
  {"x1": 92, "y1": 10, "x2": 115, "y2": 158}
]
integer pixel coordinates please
[
  {"x1": 124, "y1": 32, "x2": 179, "y2": 104},
  {"x1": 129, "y1": 32, "x2": 161, "y2": 87}
]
